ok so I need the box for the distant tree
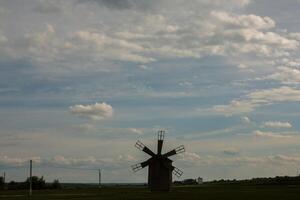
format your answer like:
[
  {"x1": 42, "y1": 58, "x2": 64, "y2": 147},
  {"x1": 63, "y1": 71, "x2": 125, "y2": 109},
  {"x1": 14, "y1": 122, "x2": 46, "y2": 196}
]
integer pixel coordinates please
[
  {"x1": 0, "y1": 176, "x2": 4, "y2": 190},
  {"x1": 182, "y1": 179, "x2": 198, "y2": 185},
  {"x1": 7, "y1": 181, "x2": 18, "y2": 190},
  {"x1": 173, "y1": 180, "x2": 182, "y2": 185},
  {"x1": 51, "y1": 179, "x2": 62, "y2": 189},
  {"x1": 25, "y1": 176, "x2": 46, "y2": 190}
]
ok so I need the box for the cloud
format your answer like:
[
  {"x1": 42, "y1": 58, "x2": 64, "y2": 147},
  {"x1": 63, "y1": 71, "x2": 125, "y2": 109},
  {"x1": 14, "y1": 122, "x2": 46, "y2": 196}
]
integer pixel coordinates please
[
  {"x1": 264, "y1": 67, "x2": 300, "y2": 84},
  {"x1": 127, "y1": 128, "x2": 144, "y2": 135},
  {"x1": 211, "y1": 86, "x2": 300, "y2": 115},
  {"x1": 223, "y1": 29, "x2": 298, "y2": 51},
  {"x1": 33, "y1": 0, "x2": 62, "y2": 14},
  {"x1": 263, "y1": 121, "x2": 292, "y2": 128},
  {"x1": 179, "y1": 152, "x2": 201, "y2": 163},
  {"x1": 178, "y1": 152, "x2": 300, "y2": 168},
  {"x1": 241, "y1": 116, "x2": 251, "y2": 123},
  {"x1": 0, "y1": 154, "x2": 136, "y2": 170},
  {"x1": 289, "y1": 32, "x2": 300, "y2": 41},
  {"x1": 50, "y1": 155, "x2": 97, "y2": 166},
  {"x1": 248, "y1": 86, "x2": 300, "y2": 102},
  {"x1": 71, "y1": 30, "x2": 154, "y2": 63},
  {"x1": 0, "y1": 32, "x2": 7, "y2": 43},
  {"x1": 70, "y1": 123, "x2": 97, "y2": 132},
  {"x1": 0, "y1": 155, "x2": 41, "y2": 167},
  {"x1": 212, "y1": 100, "x2": 256, "y2": 116},
  {"x1": 79, "y1": 0, "x2": 250, "y2": 10},
  {"x1": 254, "y1": 130, "x2": 292, "y2": 139},
  {"x1": 78, "y1": 0, "x2": 147, "y2": 10},
  {"x1": 1, "y1": 0, "x2": 298, "y2": 76},
  {"x1": 79, "y1": 0, "x2": 170, "y2": 11},
  {"x1": 223, "y1": 148, "x2": 240, "y2": 156},
  {"x1": 70, "y1": 102, "x2": 113, "y2": 120},
  {"x1": 1, "y1": 24, "x2": 59, "y2": 67},
  {"x1": 237, "y1": 63, "x2": 249, "y2": 69},
  {"x1": 211, "y1": 11, "x2": 275, "y2": 30}
]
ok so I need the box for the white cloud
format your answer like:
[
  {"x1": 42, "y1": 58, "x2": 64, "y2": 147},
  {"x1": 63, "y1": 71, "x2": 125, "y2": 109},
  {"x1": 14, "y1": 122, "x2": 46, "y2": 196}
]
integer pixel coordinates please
[
  {"x1": 289, "y1": 32, "x2": 300, "y2": 41},
  {"x1": 248, "y1": 86, "x2": 300, "y2": 102},
  {"x1": 212, "y1": 86, "x2": 300, "y2": 115},
  {"x1": 211, "y1": 11, "x2": 275, "y2": 30},
  {"x1": 179, "y1": 152, "x2": 201, "y2": 163},
  {"x1": 263, "y1": 121, "x2": 292, "y2": 128},
  {"x1": 0, "y1": 155, "x2": 41, "y2": 166},
  {"x1": 212, "y1": 100, "x2": 257, "y2": 116},
  {"x1": 241, "y1": 116, "x2": 251, "y2": 123},
  {"x1": 238, "y1": 63, "x2": 248, "y2": 69},
  {"x1": 70, "y1": 102, "x2": 113, "y2": 120},
  {"x1": 279, "y1": 58, "x2": 300, "y2": 67},
  {"x1": 127, "y1": 128, "x2": 144, "y2": 135},
  {"x1": 254, "y1": 130, "x2": 292, "y2": 139},
  {"x1": 117, "y1": 154, "x2": 136, "y2": 162},
  {"x1": 198, "y1": 0, "x2": 250, "y2": 7},
  {"x1": 71, "y1": 30, "x2": 154, "y2": 63},
  {"x1": 223, "y1": 29, "x2": 298, "y2": 50},
  {"x1": 264, "y1": 67, "x2": 300, "y2": 84}
]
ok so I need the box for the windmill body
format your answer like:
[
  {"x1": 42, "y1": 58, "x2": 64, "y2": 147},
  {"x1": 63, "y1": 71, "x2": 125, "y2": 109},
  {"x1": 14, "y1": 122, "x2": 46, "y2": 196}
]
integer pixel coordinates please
[
  {"x1": 148, "y1": 157, "x2": 173, "y2": 191},
  {"x1": 132, "y1": 130, "x2": 185, "y2": 191}
]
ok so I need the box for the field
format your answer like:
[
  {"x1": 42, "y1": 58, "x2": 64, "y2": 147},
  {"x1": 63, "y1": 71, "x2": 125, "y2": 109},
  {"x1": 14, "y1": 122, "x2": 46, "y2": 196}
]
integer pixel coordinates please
[{"x1": 1, "y1": 185, "x2": 300, "y2": 200}]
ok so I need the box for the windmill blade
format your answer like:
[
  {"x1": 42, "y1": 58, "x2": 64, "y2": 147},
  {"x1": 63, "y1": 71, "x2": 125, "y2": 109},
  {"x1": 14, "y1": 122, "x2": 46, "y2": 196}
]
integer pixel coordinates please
[
  {"x1": 131, "y1": 163, "x2": 143, "y2": 172},
  {"x1": 173, "y1": 167, "x2": 183, "y2": 177},
  {"x1": 135, "y1": 140, "x2": 156, "y2": 157},
  {"x1": 163, "y1": 145, "x2": 185, "y2": 158},
  {"x1": 131, "y1": 159, "x2": 151, "y2": 172},
  {"x1": 157, "y1": 130, "x2": 165, "y2": 155}
]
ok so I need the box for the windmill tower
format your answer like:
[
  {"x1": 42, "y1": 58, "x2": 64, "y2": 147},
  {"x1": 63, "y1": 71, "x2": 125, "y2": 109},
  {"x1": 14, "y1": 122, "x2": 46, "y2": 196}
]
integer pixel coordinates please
[{"x1": 131, "y1": 130, "x2": 185, "y2": 191}]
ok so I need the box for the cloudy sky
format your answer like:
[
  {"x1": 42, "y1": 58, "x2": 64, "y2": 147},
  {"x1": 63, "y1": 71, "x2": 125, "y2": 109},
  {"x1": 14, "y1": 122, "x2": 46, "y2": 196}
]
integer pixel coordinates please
[{"x1": 1, "y1": 0, "x2": 300, "y2": 183}]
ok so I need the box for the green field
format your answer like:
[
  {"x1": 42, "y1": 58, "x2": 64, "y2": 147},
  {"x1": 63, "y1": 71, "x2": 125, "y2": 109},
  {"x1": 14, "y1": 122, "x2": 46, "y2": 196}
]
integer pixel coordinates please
[{"x1": 1, "y1": 185, "x2": 300, "y2": 200}]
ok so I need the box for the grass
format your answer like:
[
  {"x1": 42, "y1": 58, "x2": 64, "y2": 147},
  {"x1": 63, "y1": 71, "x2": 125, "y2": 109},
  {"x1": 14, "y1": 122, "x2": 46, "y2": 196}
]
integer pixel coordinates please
[{"x1": 1, "y1": 185, "x2": 300, "y2": 200}]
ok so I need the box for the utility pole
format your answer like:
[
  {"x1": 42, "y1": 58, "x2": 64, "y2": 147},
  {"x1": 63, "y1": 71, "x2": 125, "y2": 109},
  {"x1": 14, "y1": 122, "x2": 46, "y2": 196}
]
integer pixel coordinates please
[
  {"x1": 98, "y1": 169, "x2": 101, "y2": 188},
  {"x1": 3, "y1": 172, "x2": 5, "y2": 184},
  {"x1": 29, "y1": 160, "x2": 32, "y2": 196}
]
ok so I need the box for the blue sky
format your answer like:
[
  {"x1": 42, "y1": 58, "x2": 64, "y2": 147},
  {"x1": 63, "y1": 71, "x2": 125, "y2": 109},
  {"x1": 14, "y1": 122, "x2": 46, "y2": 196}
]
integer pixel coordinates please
[{"x1": 1, "y1": 0, "x2": 300, "y2": 183}]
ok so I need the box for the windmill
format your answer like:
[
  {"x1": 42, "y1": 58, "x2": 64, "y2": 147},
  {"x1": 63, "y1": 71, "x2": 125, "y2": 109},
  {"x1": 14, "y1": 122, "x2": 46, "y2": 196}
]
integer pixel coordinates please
[{"x1": 131, "y1": 130, "x2": 185, "y2": 191}]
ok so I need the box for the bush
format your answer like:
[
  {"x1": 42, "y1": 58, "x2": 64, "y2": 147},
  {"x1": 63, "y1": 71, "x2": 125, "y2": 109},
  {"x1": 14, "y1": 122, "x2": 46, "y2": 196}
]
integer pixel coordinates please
[
  {"x1": 51, "y1": 179, "x2": 62, "y2": 189},
  {"x1": 25, "y1": 176, "x2": 46, "y2": 190}
]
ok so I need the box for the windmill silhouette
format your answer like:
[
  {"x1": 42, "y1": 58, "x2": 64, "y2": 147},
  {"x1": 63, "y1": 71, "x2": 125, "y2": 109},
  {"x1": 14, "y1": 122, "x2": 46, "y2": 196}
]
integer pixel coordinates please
[{"x1": 131, "y1": 130, "x2": 185, "y2": 191}]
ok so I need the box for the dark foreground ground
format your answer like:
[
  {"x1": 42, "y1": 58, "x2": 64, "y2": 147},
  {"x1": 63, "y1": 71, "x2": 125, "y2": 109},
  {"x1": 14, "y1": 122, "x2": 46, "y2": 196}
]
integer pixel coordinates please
[{"x1": 1, "y1": 185, "x2": 300, "y2": 200}]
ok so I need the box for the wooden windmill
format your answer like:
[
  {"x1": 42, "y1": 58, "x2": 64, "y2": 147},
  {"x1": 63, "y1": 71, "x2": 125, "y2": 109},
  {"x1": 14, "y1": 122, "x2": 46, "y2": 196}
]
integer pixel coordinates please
[{"x1": 131, "y1": 130, "x2": 185, "y2": 191}]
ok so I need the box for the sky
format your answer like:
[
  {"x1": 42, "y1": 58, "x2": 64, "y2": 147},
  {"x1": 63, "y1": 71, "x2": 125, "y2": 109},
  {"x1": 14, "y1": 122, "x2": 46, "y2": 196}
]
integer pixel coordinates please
[{"x1": 1, "y1": 0, "x2": 300, "y2": 183}]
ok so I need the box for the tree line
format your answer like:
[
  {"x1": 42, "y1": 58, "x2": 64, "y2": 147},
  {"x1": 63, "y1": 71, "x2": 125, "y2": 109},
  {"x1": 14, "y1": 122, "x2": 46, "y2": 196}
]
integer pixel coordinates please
[
  {"x1": 173, "y1": 176, "x2": 300, "y2": 186},
  {"x1": 0, "y1": 175, "x2": 62, "y2": 190},
  {"x1": 207, "y1": 176, "x2": 300, "y2": 185}
]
